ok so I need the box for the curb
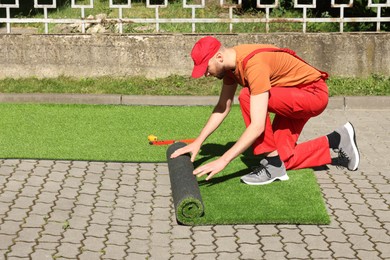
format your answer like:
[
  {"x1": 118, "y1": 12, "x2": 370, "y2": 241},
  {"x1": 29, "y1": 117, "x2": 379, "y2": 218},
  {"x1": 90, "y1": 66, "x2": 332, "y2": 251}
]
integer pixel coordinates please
[{"x1": 0, "y1": 93, "x2": 389, "y2": 109}]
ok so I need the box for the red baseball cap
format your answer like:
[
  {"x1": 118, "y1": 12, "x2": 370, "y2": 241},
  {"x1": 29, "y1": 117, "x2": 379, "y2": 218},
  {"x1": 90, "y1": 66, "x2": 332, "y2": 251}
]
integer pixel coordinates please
[{"x1": 191, "y1": 36, "x2": 221, "y2": 78}]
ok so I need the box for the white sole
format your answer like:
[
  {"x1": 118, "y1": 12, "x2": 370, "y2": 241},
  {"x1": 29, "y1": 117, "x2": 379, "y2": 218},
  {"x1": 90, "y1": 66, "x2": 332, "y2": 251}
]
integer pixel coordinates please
[
  {"x1": 241, "y1": 174, "x2": 289, "y2": 186},
  {"x1": 345, "y1": 122, "x2": 360, "y2": 171}
]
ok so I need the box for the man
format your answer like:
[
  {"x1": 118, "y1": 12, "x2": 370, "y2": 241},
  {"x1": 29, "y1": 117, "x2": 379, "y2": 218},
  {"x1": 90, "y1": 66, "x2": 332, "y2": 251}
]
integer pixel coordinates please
[{"x1": 170, "y1": 36, "x2": 360, "y2": 185}]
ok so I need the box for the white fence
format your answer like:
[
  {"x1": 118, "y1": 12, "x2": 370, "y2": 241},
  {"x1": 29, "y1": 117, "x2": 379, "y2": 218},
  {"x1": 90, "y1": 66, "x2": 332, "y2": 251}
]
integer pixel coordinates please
[{"x1": 0, "y1": 0, "x2": 389, "y2": 34}]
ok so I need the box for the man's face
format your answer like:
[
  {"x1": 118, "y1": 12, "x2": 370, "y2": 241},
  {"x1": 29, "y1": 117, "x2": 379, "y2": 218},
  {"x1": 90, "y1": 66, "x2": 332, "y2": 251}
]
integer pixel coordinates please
[{"x1": 205, "y1": 55, "x2": 226, "y2": 80}]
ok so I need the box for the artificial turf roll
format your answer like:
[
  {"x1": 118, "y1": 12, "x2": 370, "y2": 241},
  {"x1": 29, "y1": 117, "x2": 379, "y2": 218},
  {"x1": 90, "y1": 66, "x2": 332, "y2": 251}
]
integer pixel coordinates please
[{"x1": 166, "y1": 142, "x2": 204, "y2": 225}]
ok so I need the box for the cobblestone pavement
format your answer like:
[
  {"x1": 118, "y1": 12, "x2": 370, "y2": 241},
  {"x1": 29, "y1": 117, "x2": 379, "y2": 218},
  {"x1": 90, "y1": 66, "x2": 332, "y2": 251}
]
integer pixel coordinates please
[{"x1": 0, "y1": 108, "x2": 389, "y2": 260}]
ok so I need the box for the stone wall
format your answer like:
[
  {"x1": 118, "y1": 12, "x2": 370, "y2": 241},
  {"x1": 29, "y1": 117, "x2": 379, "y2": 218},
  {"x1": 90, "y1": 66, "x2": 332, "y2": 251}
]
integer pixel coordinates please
[{"x1": 0, "y1": 33, "x2": 389, "y2": 79}]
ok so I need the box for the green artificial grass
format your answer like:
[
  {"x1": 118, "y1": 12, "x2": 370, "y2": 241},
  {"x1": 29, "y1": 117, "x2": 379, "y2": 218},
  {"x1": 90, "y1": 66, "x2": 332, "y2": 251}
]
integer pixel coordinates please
[{"x1": 0, "y1": 103, "x2": 330, "y2": 225}]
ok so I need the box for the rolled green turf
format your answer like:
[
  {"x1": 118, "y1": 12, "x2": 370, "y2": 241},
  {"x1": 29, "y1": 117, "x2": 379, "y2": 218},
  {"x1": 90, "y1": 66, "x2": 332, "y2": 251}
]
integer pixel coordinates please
[{"x1": 167, "y1": 142, "x2": 204, "y2": 224}]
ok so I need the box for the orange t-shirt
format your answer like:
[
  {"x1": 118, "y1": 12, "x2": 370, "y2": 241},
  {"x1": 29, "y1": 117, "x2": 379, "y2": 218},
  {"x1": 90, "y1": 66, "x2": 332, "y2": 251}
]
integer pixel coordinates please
[{"x1": 223, "y1": 44, "x2": 323, "y2": 95}]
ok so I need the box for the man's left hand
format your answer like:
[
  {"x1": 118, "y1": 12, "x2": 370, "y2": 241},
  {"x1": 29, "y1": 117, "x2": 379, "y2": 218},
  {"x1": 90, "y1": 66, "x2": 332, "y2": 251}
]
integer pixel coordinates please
[{"x1": 193, "y1": 157, "x2": 229, "y2": 181}]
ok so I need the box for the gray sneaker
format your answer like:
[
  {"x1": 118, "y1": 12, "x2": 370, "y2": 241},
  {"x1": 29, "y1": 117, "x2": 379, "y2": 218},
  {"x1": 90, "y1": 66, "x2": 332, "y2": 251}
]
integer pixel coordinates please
[
  {"x1": 240, "y1": 159, "x2": 289, "y2": 185},
  {"x1": 334, "y1": 122, "x2": 360, "y2": 171}
]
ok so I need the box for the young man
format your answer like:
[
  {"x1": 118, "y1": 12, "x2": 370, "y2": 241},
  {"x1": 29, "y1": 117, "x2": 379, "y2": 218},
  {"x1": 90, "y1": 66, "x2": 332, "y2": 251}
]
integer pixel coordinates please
[{"x1": 170, "y1": 36, "x2": 360, "y2": 185}]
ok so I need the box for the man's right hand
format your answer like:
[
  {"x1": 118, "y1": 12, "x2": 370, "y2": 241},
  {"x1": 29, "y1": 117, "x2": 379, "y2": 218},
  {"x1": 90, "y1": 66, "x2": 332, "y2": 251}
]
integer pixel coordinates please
[{"x1": 170, "y1": 141, "x2": 201, "y2": 162}]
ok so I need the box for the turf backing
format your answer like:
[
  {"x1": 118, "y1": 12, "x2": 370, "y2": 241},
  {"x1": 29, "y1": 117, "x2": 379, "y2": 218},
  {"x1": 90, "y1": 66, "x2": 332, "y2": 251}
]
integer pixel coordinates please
[{"x1": 0, "y1": 103, "x2": 330, "y2": 225}]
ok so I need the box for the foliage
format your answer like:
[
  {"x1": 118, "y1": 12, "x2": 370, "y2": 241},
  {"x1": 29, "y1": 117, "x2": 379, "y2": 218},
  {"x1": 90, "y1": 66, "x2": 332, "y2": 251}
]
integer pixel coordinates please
[{"x1": 0, "y1": 74, "x2": 388, "y2": 96}]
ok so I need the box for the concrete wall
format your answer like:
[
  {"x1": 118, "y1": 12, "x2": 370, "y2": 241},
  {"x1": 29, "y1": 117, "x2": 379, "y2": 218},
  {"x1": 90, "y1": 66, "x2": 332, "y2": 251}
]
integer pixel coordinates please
[{"x1": 0, "y1": 33, "x2": 389, "y2": 79}]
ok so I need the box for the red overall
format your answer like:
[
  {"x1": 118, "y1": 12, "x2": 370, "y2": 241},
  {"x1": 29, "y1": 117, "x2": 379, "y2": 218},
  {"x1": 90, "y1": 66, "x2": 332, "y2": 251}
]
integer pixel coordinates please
[{"x1": 238, "y1": 48, "x2": 331, "y2": 170}]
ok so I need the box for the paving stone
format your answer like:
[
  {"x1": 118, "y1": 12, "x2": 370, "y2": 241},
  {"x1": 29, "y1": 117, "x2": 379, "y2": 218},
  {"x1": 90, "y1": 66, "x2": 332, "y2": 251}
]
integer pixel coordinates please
[
  {"x1": 153, "y1": 186, "x2": 171, "y2": 197},
  {"x1": 170, "y1": 253, "x2": 193, "y2": 260},
  {"x1": 8, "y1": 241, "x2": 34, "y2": 257},
  {"x1": 42, "y1": 222, "x2": 64, "y2": 236},
  {"x1": 260, "y1": 235, "x2": 283, "y2": 251},
  {"x1": 350, "y1": 203, "x2": 374, "y2": 216},
  {"x1": 330, "y1": 242, "x2": 356, "y2": 258},
  {"x1": 90, "y1": 211, "x2": 112, "y2": 225},
  {"x1": 56, "y1": 242, "x2": 82, "y2": 258},
  {"x1": 37, "y1": 235, "x2": 62, "y2": 244},
  {"x1": 171, "y1": 225, "x2": 192, "y2": 239},
  {"x1": 102, "y1": 244, "x2": 127, "y2": 259},
  {"x1": 83, "y1": 173, "x2": 102, "y2": 184},
  {"x1": 136, "y1": 179, "x2": 154, "y2": 191},
  {"x1": 132, "y1": 202, "x2": 152, "y2": 215},
  {"x1": 299, "y1": 225, "x2": 323, "y2": 235},
  {"x1": 114, "y1": 197, "x2": 135, "y2": 209},
  {"x1": 193, "y1": 245, "x2": 216, "y2": 254},
  {"x1": 217, "y1": 252, "x2": 241, "y2": 259},
  {"x1": 149, "y1": 220, "x2": 171, "y2": 233},
  {"x1": 340, "y1": 222, "x2": 366, "y2": 236},
  {"x1": 149, "y1": 246, "x2": 171, "y2": 260},
  {"x1": 134, "y1": 191, "x2": 154, "y2": 203},
  {"x1": 0, "y1": 234, "x2": 15, "y2": 250},
  {"x1": 191, "y1": 230, "x2": 214, "y2": 246},
  {"x1": 72, "y1": 205, "x2": 94, "y2": 217},
  {"x1": 310, "y1": 249, "x2": 333, "y2": 259},
  {"x1": 82, "y1": 236, "x2": 106, "y2": 251},
  {"x1": 238, "y1": 243, "x2": 263, "y2": 259},
  {"x1": 86, "y1": 223, "x2": 108, "y2": 237},
  {"x1": 52, "y1": 198, "x2": 75, "y2": 211},
  {"x1": 36, "y1": 192, "x2": 57, "y2": 203},
  {"x1": 150, "y1": 207, "x2": 171, "y2": 221},
  {"x1": 374, "y1": 209, "x2": 390, "y2": 222},
  {"x1": 78, "y1": 250, "x2": 104, "y2": 260},
  {"x1": 129, "y1": 226, "x2": 150, "y2": 240},
  {"x1": 348, "y1": 234, "x2": 375, "y2": 251},
  {"x1": 355, "y1": 250, "x2": 381, "y2": 260},
  {"x1": 358, "y1": 216, "x2": 382, "y2": 229},
  {"x1": 100, "y1": 179, "x2": 119, "y2": 191},
  {"x1": 304, "y1": 235, "x2": 329, "y2": 250},
  {"x1": 49, "y1": 209, "x2": 70, "y2": 222},
  {"x1": 236, "y1": 228, "x2": 259, "y2": 244},
  {"x1": 332, "y1": 209, "x2": 357, "y2": 222},
  {"x1": 127, "y1": 239, "x2": 149, "y2": 254},
  {"x1": 111, "y1": 207, "x2": 132, "y2": 221},
  {"x1": 262, "y1": 250, "x2": 287, "y2": 260},
  {"x1": 130, "y1": 214, "x2": 151, "y2": 227},
  {"x1": 366, "y1": 228, "x2": 390, "y2": 243},
  {"x1": 30, "y1": 249, "x2": 55, "y2": 259},
  {"x1": 67, "y1": 216, "x2": 89, "y2": 230},
  {"x1": 146, "y1": 232, "x2": 169, "y2": 248},
  {"x1": 214, "y1": 236, "x2": 238, "y2": 253},
  {"x1": 213, "y1": 225, "x2": 236, "y2": 237},
  {"x1": 171, "y1": 238, "x2": 193, "y2": 254},
  {"x1": 256, "y1": 225, "x2": 281, "y2": 236},
  {"x1": 4, "y1": 208, "x2": 28, "y2": 222},
  {"x1": 61, "y1": 228, "x2": 85, "y2": 243},
  {"x1": 284, "y1": 242, "x2": 310, "y2": 259},
  {"x1": 4, "y1": 180, "x2": 24, "y2": 191},
  {"x1": 106, "y1": 231, "x2": 128, "y2": 245},
  {"x1": 14, "y1": 227, "x2": 41, "y2": 242},
  {"x1": 280, "y1": 228, "x2": 303, "y2": 243},
  {"x1": 30, "y1": 202, "x2": 54, "y2": 217}
]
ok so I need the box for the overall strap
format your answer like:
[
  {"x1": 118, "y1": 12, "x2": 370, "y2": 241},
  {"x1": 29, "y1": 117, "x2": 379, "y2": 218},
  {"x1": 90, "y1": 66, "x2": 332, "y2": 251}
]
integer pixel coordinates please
[{"x1": 242, "y1": 48, "x2": 329, "y2": 80}]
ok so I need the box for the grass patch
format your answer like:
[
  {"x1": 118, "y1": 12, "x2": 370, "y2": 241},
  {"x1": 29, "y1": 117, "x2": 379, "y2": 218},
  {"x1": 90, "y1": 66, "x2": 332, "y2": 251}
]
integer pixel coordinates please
[
  {"x1": 194, "y1": 168, "x2": 329, "y2": 225},
  {"x1": 0, "y1": 103, "x2": 330, "y2": 225},
  {"x1": 0, "y1": 74, "x2": 389, "y2": 96}
]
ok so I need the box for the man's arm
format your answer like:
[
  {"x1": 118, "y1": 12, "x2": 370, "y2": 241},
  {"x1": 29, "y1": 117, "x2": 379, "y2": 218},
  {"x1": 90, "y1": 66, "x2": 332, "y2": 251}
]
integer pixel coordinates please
[
  {"x1": 196, "y1": 82, "x2": 237, "y2": 144},
  {"x1": 220, "y1": 91, "x2": 269, "y2": 163},
  {"x1": 193, "y1": 91, "x2": 269, "y2": 180},
  {"x1": 170, "y1": 82, "x2": 237, "y2": 161}
]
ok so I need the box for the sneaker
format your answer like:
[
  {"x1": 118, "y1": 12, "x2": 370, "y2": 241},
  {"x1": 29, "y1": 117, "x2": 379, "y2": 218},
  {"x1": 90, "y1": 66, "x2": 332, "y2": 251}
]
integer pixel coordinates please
[
  {"x1": 240, "y1": 159, "x2": 289, "y2": 185},
  {"x1": 334, "y1": 122, "x2": 360, "y2": 171}
]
